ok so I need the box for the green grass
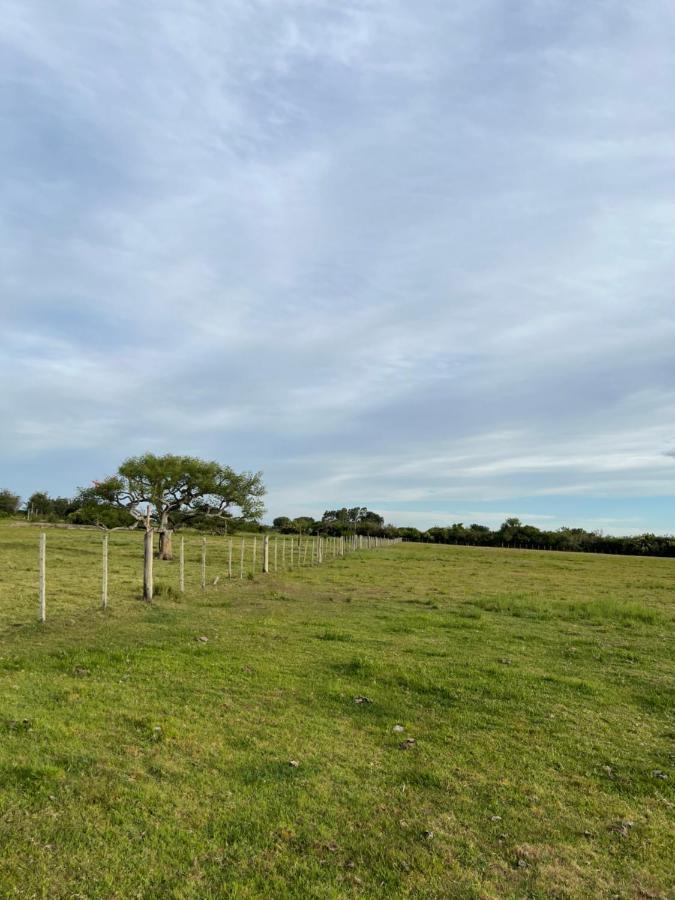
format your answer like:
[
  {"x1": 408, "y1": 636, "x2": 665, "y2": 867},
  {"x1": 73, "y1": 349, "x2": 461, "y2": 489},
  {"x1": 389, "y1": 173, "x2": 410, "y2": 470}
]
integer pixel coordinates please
[{"x1": 0, "y1": 525, "x2": 673, "y2": 898}]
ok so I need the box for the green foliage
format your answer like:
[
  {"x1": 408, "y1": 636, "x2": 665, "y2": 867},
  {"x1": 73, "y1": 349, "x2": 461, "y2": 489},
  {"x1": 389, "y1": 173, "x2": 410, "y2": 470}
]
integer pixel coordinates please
[
  {"x1": 321, "y1": 507, "x2": 385, "y2": 535},
  {"x1": 92, "y1": 453, "x2": 266, "y2": 529},
  {"x1": 0, "y1": 489, "x2": 20, "y2": 516},
  {"x1": 27, "y1": 492, "x2": 78, "y2": 521}
]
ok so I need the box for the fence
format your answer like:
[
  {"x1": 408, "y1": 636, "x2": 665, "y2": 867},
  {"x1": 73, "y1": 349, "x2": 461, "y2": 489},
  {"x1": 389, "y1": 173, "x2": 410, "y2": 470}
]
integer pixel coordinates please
[{"x1": 0, "y1": 527, "x2": 401, "y2": 625}]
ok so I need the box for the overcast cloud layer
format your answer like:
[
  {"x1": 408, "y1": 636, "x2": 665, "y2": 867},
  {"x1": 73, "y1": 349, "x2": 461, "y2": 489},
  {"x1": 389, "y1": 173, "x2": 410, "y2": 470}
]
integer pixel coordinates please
[{"x1": 2, "y1": 1, "x2": 675, "y2": 533}]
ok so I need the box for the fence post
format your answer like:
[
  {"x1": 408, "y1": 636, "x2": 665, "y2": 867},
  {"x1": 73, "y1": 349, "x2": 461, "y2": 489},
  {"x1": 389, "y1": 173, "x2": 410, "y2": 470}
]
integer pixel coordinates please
[
  {"x1": 252, "y1": 537, "x2": 257, "y2": 575},
  {"x1": 240, "y1": 538, "x2": 245, "y2": 579},
  {"x1": 274, "y1": 537, "x2": 278, "y2": 572},
  {"x1": 143, "y1": 528, "x2": 154, "y2": 601},
  {"x1": 228, "y1": 539, "x2": 233, "y2": 579},
  {"x1": 263, "y1": 535, "x2": 270, "y2": 574},
  {"x1": 179, "y1": 537, "x2": 185, "y2": 592},
  {"x1": 290, "y1": 538, "x2": 294, "y2": 568},
  {"x1": 39, "y1": 532, "x2": 46, "y2": 622},
  {"x1": 102, "y1": 532, "x2": 109, "y2": 609},
  {"x1": 282, "y1": 537, "x2": 286, "y2": 568},
  {"x1": 201, "y1": 537, "x2": 206, "y2": 590}
]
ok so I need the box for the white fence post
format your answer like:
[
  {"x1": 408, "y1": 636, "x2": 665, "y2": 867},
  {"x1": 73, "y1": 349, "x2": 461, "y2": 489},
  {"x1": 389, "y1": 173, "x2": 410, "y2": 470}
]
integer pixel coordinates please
[
  {"x1": 179, "y1": 537, "x2": 185, "y2": 592},
  {"x1": 201, "y1": 538, "x2": 206, "y2": 590},
  {"x1": 143, "y1": 529, "x2": 154, "y2": 601},
  {"x1": 263, "y1": 535, "x2": 270, "y2": 574},
  {"x1": 102, "y1": 532, "x2": 109, "y2": 609},
  {"x1": 39, "y1": 532, "x2": 46, "y2": 622}
]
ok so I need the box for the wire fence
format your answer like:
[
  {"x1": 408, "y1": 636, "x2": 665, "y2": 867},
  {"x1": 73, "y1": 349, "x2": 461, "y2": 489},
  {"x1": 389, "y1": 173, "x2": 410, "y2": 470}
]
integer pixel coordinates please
[{"x1": 0, "y1": 526, "x2": 401, "y2": 627}]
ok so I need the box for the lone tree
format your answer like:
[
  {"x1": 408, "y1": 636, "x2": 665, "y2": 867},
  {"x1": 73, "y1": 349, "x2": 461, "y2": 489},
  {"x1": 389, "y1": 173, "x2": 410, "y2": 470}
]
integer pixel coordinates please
[{"x1": 91, "y1": 453, "x2": 265, "y2": 559}]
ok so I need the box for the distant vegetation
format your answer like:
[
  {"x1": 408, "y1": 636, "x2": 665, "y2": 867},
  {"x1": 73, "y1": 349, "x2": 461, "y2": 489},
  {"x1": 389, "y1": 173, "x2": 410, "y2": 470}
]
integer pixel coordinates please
[{"x1": 2, "y1": 462, "x2": 674, "y2": 557}]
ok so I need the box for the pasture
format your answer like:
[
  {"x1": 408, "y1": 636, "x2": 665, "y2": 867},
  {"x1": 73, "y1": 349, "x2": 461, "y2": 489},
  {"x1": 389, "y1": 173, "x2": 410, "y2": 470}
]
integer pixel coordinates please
[{"x1": 0, "y1": 524, "x2": 673, "y2": 898}]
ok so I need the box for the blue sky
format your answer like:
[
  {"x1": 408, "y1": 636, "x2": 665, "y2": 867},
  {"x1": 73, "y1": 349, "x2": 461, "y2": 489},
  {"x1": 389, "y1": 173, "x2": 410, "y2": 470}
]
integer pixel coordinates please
[{"x1": 2, "y1": 0, "x2": 675, "y2": 534}]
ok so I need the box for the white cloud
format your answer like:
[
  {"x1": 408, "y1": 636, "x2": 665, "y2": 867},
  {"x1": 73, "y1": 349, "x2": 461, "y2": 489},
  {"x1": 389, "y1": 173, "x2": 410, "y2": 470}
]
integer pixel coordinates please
[{"x1": 1, "y1": 0, "x2": 675, "y2": 532}]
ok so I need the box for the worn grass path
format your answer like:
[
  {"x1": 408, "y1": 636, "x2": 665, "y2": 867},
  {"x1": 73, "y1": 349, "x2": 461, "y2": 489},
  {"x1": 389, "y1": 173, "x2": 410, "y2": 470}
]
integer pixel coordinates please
[{"x1": 0, "y1": 529, "x2": 673, "y2": 898}]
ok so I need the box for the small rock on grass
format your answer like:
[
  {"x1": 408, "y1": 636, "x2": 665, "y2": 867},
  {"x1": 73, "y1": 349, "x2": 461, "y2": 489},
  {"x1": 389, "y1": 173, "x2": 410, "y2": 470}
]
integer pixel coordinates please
[
  {"x1": 652, "y1": 770, "x2": 668, "y2": 780},
  {"x1": 608, "y1": 819, "x2": 634, "y2": 837},
  {"x1": 399, "y1": 738, "x2": 416, "y2": 750},
  {"x1": 289, "y1": 759, "x2": 299, "y2": 768},
  {"x1": 354, "y1": 696, "x2": 372, "y2": 704},
  {"x1": 196, "y1": 636, "x2": 208, "y2": 643},
  {"x1": 393, "y1": 724, "x2": 405, "y2": 733}
]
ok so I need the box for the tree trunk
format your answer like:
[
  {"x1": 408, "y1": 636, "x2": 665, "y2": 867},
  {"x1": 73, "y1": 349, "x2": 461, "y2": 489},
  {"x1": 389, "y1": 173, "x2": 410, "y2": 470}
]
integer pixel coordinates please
[{"x1": 158, "y1": 528, "x2": 173, "y2": 560}]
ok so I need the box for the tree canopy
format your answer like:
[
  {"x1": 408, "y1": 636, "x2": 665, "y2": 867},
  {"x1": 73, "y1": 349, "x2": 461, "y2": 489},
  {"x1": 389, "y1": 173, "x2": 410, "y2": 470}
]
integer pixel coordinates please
[
  {"x1": 0, "y1": 489, "x2": 20, "y2": 516},
  {"x1": 91, "y1": 453, "x2": 265, "y2": 558}
]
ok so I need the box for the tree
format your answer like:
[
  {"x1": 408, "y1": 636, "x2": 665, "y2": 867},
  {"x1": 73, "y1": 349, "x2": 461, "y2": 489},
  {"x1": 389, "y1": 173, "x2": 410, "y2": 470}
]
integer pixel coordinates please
[
  {"x1": 91, "y1": 453, "x2": 265, "y2": 559},
  {"x1": 0, "y1": 489, "x2": 20, "y2": 516},
  {"x1": 321, "y1": 507, "x2": 385, "y2": 534},
  {"x1": 272, "y1": 516, "x2": 293, "y2": 531},
  {"x1": 291, "y1": 516, "x2": 316, "y2": 534},
  {"x1": 27, "y1": 491, "x2": 52, "y2": 517}
]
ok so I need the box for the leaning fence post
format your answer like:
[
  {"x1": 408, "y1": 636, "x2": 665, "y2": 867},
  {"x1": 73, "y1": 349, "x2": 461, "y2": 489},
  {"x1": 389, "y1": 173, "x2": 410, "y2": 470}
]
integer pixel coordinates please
[
  {"x1": 179, "y1": 537, "x2": 185, "y2": 592},
  {"x1": 201, "y1": 537, "x2": 207, "y2": 590},
  {"x1": 102, "y1": 532, "x2": 109, "y2": 609},
  {"x1": 263, "y1": 535, "x2": 270, "y2": 574},
  {"x1": 39, "y1": 532, "x2": 46, "y2": 622}
]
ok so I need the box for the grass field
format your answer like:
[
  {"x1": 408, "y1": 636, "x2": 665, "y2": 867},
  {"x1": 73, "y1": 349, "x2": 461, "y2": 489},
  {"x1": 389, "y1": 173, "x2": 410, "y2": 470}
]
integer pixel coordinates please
[{"x1": 0, "y1": 524, "x2": 673, "y2": 898}]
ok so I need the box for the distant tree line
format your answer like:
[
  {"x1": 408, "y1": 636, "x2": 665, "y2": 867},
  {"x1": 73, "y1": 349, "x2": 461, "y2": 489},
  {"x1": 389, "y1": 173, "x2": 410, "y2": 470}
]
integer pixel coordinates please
[
  {"x1": 2, "y1": 483, "x2": 674, "y2": 557},
  {"x1": 399, "y1": 517, "x2": 675, "y2": 558}
]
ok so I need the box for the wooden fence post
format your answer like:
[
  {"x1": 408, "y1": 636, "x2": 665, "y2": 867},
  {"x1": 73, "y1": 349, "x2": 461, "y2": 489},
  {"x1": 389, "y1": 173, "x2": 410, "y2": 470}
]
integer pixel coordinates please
[
  {"x1": 39, "y1": 532, "x2": 46, "y2": 622},
  {"x1": 102, "y1": 532, "x2": 109, "y2": 609},
  {"x1": 263, "y1": 535, "x2": 270, "y2": 574},
  {"x1": 274, "y1": 537, "x2": 278, "y2": 572},
  {"x1": 179, "y1": 537, "x2": 185, "y2": 592},
  {"x1": 240, "y1": 538, "x2": 245, "y2": 579},
  {"x1": 290, "y1": 538, "x2": 294, "y2": 568},
  {"x1": 201, "y1": 537, "x2": 206, "y2": 590},
  {"x1": 252, "y1": 537, "x2": 257, "y2": 575},
  {"x1": 282, "y1": 537, "x2": 286, "y2": 568},
  {"x1": 228, "y1": 539, "x2": 233, "y2": 579},
  {"x1": 143, "y1": 528, "x2": 154, "y2": 601}
]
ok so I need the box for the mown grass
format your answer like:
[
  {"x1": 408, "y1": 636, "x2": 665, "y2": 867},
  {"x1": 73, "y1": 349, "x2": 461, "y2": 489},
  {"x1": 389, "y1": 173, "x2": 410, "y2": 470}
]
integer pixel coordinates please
[{"x1": 0, "y1": 525, "x2": 673, "y2": 898}]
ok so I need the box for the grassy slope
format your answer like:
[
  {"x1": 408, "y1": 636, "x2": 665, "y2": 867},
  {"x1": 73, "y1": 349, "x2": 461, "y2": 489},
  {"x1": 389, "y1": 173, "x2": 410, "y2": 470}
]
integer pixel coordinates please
[{"x1": 0, "y1": 525, "x2": 673, "y2": 898}]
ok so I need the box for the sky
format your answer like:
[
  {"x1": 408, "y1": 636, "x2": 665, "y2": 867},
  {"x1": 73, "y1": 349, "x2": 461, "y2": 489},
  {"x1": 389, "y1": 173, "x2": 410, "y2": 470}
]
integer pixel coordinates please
[{"x1": 2, "y1": 0, "x2": 675, "y2": 534}]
